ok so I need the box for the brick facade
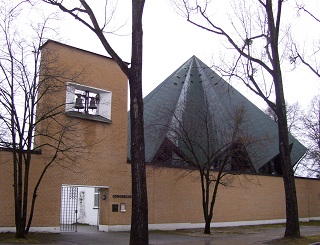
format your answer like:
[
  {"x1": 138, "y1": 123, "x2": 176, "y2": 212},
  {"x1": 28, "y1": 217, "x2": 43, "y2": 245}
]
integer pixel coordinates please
[{"x1": 0, "y1": 41, "x2": 319, "y2": 231}]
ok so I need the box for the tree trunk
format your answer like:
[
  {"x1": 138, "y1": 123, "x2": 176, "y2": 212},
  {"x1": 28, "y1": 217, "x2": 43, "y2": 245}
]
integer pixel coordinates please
[
  {"x1": 266, "y1": 0, "x2": 300, "y2": 237},
  {"x1": 15, "y1": 222, "x2": 25, "y2": 239},
  {"x1": 274, "y1": 66, "x2": 300, "y2": 237},
  {"x1": 129, "y1": 1, "x2": 148, "y2": 244},
  {"x1": 201, "y1": 171, "x2": 210, "y2": 234},
  {"x1": 277, "y1": 100, "x2": 300, "y2": 237},
  {"x1": 15, "y1": 156, "x2": 26, "y2": 238},
  {"x1": 15, "y1": 157, "x2": 28, "y2": 238},
  {"x1": 275, "y1": 71, "x2": 300, "y2": 237},
  {"x1": 129, "y1": 74, "x2": 148, "y2": 245},
  {"x1": 204, "y1": 220, "x2": 211, "y2": 234}
]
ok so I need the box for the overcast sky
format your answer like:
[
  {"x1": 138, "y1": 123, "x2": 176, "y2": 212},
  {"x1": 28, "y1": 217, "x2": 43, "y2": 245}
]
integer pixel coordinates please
[{"x1": 36, "y1": 0, "x2": 320, "y2": 110}]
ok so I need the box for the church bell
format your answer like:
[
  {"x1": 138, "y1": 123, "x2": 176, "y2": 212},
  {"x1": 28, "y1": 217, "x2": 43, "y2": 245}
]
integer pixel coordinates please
[
  {"x1": 88, "y1": 97, "x2": 97, "y2": 109},
  {"x1": 74, "y1": 94, "x2": 84, "y2": 109}
]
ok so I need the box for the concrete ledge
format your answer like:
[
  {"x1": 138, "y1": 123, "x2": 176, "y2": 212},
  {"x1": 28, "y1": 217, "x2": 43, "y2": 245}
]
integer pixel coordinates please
[
  {"x1": 99, "y1": 217, "x2": 320, "y2": 232},
  {"x1": 309, "y1": 217, "x2": 320, "y2": 221},
  {"x1": 3, "y1": 217, "x2": 318, "y2": 234},
  {"x1": 99, "y1": 225, "x2": 131, "y2": 232}
]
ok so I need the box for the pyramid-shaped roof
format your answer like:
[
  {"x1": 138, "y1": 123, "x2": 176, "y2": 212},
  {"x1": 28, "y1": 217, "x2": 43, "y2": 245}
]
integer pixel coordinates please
[{"x1": 127, "y1": 56, "x2": 306, "y2": 172}]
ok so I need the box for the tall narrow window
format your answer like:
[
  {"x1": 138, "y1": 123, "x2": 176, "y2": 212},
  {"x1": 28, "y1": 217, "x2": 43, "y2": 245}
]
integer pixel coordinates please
[{"x1": 93, "y1": 187, "x2": 100, "y2": 208}]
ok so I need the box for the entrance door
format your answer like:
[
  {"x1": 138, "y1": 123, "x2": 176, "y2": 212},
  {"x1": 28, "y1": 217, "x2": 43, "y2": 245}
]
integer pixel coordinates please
[{"x1": 60, "y1": 186, "x2": 78, "y2": 232}]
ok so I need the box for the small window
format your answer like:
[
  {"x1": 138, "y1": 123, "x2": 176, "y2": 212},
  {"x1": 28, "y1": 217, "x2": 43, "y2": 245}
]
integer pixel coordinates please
[
  {"x1": 66, "y1": 82, "x2": 112, "y2": 123},
  {"x1": 112, "y1": 204, "x2": 118, "y2": 212},
  {"x1": 120, "y1": 203, "x2": 126, "y2": 212},
  {"x1": 93, "y1": 187, "x2": 100, "y2": 208}
]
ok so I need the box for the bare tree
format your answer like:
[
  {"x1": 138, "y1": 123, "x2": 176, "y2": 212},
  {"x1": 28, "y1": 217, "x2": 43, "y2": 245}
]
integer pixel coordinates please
[
  {"x1": 290, "y1": 1, "x2": 320, "y2": 78},
  {"x1": 286, "y1": 1, "x2": 320, "y2": 177},
  {"x1": 265, "y1": 101, "x2": 302, "y2": 137},
  {"x1": 174, "y1": 0, "x2": 301, "y2": 237},
  {"x1": 299, "y1": 95, "x2": 320, "y2": 177},
  {"x1": 152, "y1": 98, "x2": 258, "y2": 234},
  {"x1": 38, "y1": 1, "x2": 148, "y2": 244},
  {"x1": 0, "y1": 3, "x2": 83, "y2": 238},
  {"x1": 264, "y1": 102, "x2": 311, "y2": 176},
  {"x1": 265, "y1": 99, "x2": 320, "y2": 178}
]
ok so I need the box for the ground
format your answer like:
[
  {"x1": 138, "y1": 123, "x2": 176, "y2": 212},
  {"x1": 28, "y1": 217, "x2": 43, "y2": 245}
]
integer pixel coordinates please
[
  {"x1": 0, "y1": 221, "x2": 319, "y2": 244},
  {"x1": 173, "y1": 223, "x2": 320, "y2": 244}
]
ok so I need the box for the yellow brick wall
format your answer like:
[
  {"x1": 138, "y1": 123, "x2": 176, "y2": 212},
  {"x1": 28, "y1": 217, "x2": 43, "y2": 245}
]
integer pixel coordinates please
[
  {"x1": 1, "y1": 41, "x2": 320, "y2": 230},
  {"x1": 146, "y1": 167, "x2": 320, "y2": 225},
  {"x1": 148, "y1": 168, "x2": 320, "y2": 223}
]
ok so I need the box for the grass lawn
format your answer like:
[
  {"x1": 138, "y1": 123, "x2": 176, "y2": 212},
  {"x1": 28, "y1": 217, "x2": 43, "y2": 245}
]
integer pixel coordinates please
[
  {"x1": 172, "y1": 220, "x2": 320, "y2": 244},
  {"x1": 268, "y1": 236, "x2": 320, "y2": 245}
]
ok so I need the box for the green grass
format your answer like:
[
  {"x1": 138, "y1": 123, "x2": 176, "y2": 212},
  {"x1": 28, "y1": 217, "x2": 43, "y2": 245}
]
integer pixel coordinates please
[
  {"x1": 171, "y1": 221, "x2": 320, "y2": 240},
  {"x1": 0, "y1": 233, "x2": 41, "y2": 244},
  {"x1": 300, "y1": 220, "x2": 320, "y2": 226},
  {"x1": 267, "y1": 236, "x2": 320, "y2": 245},
  {"x1": 0, "y1": 232, "x2": 59, "y2": 244},
  {"x1": 264, "y1": 221, "x2": 320, "y2": 245}
]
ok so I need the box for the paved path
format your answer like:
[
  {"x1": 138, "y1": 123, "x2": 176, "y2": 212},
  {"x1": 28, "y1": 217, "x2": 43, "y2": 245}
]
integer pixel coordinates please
[{"x1": 1, "y1": 224, "x2": 320, "y2": 244}]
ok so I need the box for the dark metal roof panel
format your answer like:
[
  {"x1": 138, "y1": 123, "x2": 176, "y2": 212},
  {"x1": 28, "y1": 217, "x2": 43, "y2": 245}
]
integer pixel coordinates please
[{"x1": 127, "y1": 56, "x2": 307, "y2": 171}]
